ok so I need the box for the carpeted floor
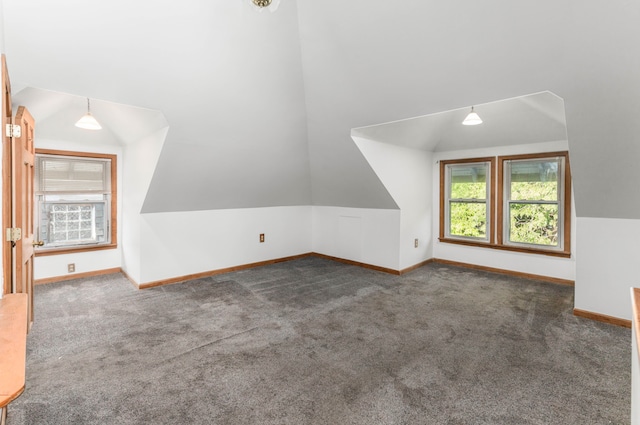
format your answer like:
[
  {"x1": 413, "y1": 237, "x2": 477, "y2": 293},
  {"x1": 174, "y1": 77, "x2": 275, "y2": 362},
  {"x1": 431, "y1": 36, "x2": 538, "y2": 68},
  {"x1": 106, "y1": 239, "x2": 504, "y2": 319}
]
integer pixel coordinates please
[{"x1": 8, "y1": 257, "x2": 631, "y2": 424}]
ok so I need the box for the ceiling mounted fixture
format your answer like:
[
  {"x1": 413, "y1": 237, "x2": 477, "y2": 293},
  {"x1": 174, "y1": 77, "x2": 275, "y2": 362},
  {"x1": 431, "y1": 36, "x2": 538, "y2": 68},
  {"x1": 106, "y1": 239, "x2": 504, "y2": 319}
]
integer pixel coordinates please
[
  {"x1": 462, "y1": 106, "x2": 483, "y2": 126},
  {"x1": 75, "y1": 98, "x2": 102, "y2": 130},
  {"x1": 249, "y1": 0, "x2": 280, "y2": 12}
]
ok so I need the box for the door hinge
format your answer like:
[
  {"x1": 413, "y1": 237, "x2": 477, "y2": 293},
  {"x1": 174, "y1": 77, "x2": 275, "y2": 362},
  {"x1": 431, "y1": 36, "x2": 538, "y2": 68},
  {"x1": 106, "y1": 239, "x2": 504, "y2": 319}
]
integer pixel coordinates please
[
  {"x1": 6, "y1": 228, "x2": 22, "y2": 243},
  {"x1": 5, "y1": 123, "x2": 21, "y2": 138}
]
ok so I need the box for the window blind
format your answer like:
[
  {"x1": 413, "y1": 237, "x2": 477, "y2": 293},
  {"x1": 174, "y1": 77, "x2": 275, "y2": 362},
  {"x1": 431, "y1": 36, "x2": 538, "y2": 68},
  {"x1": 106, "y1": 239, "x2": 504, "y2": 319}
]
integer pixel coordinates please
[{"x1": 36, "y1": 155, "x2": 110, "y2": 194}]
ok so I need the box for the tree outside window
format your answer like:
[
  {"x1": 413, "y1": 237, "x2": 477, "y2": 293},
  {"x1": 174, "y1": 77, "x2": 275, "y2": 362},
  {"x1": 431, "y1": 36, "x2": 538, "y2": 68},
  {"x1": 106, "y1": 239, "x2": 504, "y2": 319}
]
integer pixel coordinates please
[{"x1": 440, "y1": 152, "x2": 571, "y2": 257}]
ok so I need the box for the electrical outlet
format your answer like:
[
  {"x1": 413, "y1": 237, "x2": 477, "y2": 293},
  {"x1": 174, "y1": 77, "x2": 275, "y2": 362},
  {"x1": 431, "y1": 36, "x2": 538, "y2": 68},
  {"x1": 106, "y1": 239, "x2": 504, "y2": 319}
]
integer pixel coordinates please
[
  {"x1": 414, "y1": 238, "x2": 419, "y2": 248},
  {"x1": 68, "y1": 263, "x2": 75, "y2": 273},
  {"x1": 259, "y1": 233, "x2": 265, "y2": 243}
]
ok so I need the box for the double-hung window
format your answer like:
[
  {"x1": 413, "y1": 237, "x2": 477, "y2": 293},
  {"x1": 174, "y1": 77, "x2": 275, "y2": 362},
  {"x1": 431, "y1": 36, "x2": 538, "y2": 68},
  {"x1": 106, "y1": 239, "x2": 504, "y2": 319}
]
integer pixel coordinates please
[
  {"x1": 499, "y1": 154, "x2": 567, "y2": 251},
  {"x1": 440, "y1": 151, "x2": 571, "y2": 257},
  {"x1": 441, "y1": 158, "x2": 495, "y2": 243},
  {"x1": 35, "y1": 150, "x2": 117, "y2": 253}
]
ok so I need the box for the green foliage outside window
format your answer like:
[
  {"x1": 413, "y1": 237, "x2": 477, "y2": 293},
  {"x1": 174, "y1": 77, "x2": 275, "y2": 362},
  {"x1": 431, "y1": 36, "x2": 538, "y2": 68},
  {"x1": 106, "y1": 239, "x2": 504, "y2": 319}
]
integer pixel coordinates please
[
  {"x1": 451, "y1": 181, "x2": 486, "y2": 199},
  {"x1": 443, "y1": 155, "x2": 568, "y2": 253},
  {"x1": 449, "y1": 180, "x2": 487, "y2": 239},
  {"x1": 448, "y1": 168, "x2": 560, "y2": 245},
  {"x1": 509, "y1": 180, "x2": 558, "y2": 246},
  {"x1": 450, "y1": 202, "x2": 486, "y2": 238}
]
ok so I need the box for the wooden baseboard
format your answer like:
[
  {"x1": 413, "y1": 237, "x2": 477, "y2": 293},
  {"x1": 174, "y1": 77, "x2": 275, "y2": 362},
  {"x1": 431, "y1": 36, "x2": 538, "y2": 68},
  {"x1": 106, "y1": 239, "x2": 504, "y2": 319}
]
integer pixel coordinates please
[
  {"x1": 399, "y1": 259, "x2": 434, "y2": 275},
  {"x1": 310, "y1": 253, "x2": 401, "y2": 275},
  {"x1": 573, "y1": 308, "x2": 631, "y2": 328},
  {"x1": 432, "y1": 258, "x2": 575, "y2": 287},
  {"x1": 120, "y1": 269, "x2": 141, "y2": 290},
  {"x1": 34, "y1": 267, "x2": 123, "y2": 285},
  {"x1": 130, "y1": 253, "x2": 432, "y2": 289},
  {"x1": 136, "y1": 254, "x2": 315, "y2": 289}
]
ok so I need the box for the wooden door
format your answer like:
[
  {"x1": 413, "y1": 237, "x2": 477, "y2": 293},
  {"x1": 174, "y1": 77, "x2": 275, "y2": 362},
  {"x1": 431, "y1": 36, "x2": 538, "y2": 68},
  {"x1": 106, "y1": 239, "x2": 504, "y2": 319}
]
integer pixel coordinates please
[
  {"x1": 2, "y1": 55, "x2": 13, "y2": 296},
  {"x1": 13, "y1": 106, "x2": 36, "y2": 327}
]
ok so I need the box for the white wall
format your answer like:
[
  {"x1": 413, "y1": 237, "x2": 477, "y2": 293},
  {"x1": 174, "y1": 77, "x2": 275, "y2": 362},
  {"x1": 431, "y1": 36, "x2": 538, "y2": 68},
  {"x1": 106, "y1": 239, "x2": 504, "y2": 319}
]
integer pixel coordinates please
[
  {"x1": 0, "y1": 0, "x2": 5, "y2": 52},
  {"x1": 138, "y1": 206, "x2": 312, "y2": 284},
  {"x1": 33, "y1": 137, "x2": 123, "y2": 280},
  {"x1": 35, "y1": 125, "x2": 316, "y2": 286},
  {"x1": 312, "y1": 206, "x2": 400, "y2": 271},
  {"x1": 121, "y1": 126, "x2": 167, "y2": 283},
  {"x1": 432, "y1": 141, "x2": 576, "y2": 282},
  {"x1": 575, "y1": 218, "x2": 640, "y2": 321},
  {"x1": 353, "y1": 136, "x2": 433, "y2": 270}
]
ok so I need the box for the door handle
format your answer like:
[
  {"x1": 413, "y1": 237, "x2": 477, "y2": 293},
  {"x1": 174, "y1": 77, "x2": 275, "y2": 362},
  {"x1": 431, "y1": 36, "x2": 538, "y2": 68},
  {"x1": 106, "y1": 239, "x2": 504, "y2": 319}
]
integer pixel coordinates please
[{"x1": 32, "y1": 241, "x2": 44, "y2": 247}]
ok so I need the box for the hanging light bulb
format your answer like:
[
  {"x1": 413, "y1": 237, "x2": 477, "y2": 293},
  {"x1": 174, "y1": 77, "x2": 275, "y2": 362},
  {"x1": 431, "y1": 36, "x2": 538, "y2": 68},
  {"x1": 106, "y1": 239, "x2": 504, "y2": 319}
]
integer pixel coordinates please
[
  {"x1": 462, "y1": 106, "x2": 483, "y2": 126},
  {"x1": 75, "y1": 98, "x2": 102, "y2": 130}
]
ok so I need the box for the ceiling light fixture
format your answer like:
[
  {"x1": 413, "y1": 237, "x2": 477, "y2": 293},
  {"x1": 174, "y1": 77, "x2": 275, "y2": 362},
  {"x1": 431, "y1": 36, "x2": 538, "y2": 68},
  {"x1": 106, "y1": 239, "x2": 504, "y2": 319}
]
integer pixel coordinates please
[
  {"x1": 462, "y1": 106, "x2": 483, "y2": 126},
  {"x1": 75, "y1": 98, "x2": 102, "y2": 130},
  {"x1": 249, "y1": 0, "x2": 280, "y2": 12}
]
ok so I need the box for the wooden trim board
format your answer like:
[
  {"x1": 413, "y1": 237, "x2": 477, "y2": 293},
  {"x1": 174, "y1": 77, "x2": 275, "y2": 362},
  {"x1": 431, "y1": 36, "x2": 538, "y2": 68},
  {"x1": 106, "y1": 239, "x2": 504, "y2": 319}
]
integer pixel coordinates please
[
  {"x1": 310, "y1": 253, "x2": 401, "y2": 275},
  {"x1": 399, "y1": 259, "x2": 434, "y2": 275},
  {"x1": 573, "y1": 308, "x2": 631, "y2": 328},
  {"x1": 34, "y1": 268, "x2": 122, "y2": 285},
  {"x1": 32, "y1": 254, "x2": 633, "y2": 330},
  {"x1": 432, "y1": 258, "x2": 575, "y2": 286},
  {"x1": 131, "y1": 254, "x2": 433, "y2": 289},
  {"x1": 135, "y1": 254, "x2": 315, "y2": 289},
  {"x1": 36, "y1": 255, "x2": 569, "y2": 292}
]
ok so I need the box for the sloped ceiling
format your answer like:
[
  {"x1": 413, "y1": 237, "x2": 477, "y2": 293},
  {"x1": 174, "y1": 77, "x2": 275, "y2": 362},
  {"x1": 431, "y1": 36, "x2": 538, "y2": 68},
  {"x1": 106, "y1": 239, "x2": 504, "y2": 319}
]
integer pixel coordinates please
[
  {"x1": 352, "y1": 92, "x2": 567, "y2": 152},
  {"x1": 295, "y1": 0, "x2": 640, "y2": 218},
  {"x1": 11, "y1": 87, "x2": 168, "y2": 146},
  {"x1": 3, "y1": 0, "x2": 640, "y2": 218},
  {"x1": 2, "y1": 0, "x2": 319, "y2": 212}
]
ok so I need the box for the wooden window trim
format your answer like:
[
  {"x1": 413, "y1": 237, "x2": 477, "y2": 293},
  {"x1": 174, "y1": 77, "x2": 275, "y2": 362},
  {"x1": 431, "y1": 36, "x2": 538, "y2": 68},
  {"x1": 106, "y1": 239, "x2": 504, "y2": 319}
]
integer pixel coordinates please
[
  {"x1": 439, "y1": 151, "x2": 571, "y2": 258},
  {"x1": 439, "y1": 157, "x2": 496, "y2": 244},
  {"x1": 497, "y1": 151, "x2": 571, "y2": 256},
  {"x1": 34, "y1": 149, "x2": 117, "y2": 256}
]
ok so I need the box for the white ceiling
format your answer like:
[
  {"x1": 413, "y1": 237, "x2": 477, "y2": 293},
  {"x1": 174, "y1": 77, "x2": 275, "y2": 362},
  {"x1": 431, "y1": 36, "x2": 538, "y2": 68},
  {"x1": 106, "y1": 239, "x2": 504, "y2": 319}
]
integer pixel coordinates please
[
  {"x1": 12, "y1": 87, "x2": 168, "y2": 146},
  {"x1": 352, "y1": 92, "x2": 567, "y2": 152},
  {"x1": 2, "y1": 0, "x2": 640, "y2": 217}
]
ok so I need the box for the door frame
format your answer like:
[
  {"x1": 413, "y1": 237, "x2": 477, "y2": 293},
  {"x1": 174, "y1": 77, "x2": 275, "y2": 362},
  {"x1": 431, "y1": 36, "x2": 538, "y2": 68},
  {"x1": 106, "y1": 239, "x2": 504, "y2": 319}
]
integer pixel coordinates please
[{"x1": 2, "y1": 54, "x2": 13, "y2": 296}]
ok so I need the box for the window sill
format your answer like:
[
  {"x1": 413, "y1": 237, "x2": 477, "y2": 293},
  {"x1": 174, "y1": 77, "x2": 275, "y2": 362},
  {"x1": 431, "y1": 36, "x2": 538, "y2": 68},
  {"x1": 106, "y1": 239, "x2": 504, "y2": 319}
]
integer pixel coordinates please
[
  {"x1": 35, "y1": 243, "x2": 117, "y2": 257},
  {"x1": 438, "y1": 238, "x2": 571, "y2": 258}
]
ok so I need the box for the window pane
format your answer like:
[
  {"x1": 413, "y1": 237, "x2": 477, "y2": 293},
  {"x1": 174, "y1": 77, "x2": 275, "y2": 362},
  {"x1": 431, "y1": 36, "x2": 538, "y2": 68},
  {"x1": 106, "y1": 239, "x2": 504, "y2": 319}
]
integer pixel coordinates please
[
  {"x1": 450, "y1": 165, "x2": 487, "y2": 199},
  {"x1": 42, "y1": 202, "x2": 104, "y2": 246},
  {"x1": 509, "y1": 159, "x2": 559, "y2": 201},
  {"x1": 450, "y1": 202, "x2": 487, "y2": 238},
  {"x1": 509, "y1": 203, "x2": 558, "y2": 246}
]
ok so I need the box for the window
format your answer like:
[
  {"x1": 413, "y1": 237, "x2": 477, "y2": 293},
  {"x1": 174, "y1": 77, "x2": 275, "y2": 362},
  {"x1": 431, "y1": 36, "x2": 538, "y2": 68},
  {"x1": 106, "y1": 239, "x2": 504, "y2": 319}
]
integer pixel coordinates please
[
  {"x1": 440, "y1": 151, "x2": 571, "y2": 257},
  {"x1": 35, "y1": 150, "x2": 117, "y2": 254},
  {"x1": 441, "y1": 158, "x2": 495, "y2": 243}
]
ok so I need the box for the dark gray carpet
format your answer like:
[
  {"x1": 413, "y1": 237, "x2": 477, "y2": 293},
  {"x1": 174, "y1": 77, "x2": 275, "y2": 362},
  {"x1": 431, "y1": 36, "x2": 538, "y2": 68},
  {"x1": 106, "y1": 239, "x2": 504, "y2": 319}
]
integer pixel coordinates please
[{"x1": 8, "y1": 257, "x2": 631, "y2": 424}]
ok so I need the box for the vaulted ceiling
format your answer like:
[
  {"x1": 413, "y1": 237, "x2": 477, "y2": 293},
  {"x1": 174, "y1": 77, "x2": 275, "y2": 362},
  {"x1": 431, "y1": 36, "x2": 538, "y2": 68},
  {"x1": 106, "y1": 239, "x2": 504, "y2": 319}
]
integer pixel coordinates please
[{"x1": 2, "y1": 0, "x2": 639, "y2": 218}]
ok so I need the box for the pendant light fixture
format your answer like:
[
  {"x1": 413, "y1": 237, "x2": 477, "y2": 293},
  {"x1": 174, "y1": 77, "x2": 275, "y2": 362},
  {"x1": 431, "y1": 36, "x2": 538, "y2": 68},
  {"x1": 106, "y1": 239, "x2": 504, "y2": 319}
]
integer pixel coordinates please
[
  {"x1": 462, "y1": 106, "x2": 483, "y2": 126},
  {"x1": 75, "y1": 98, "x2": 102, "y2": 130},
  {"x1": 248, "y1": 0, "x2": 280, "y2": 12}
]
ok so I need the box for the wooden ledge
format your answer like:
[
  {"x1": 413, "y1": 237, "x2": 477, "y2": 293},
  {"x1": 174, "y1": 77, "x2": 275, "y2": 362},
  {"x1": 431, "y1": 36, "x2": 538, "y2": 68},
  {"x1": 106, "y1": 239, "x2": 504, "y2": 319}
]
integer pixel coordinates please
[
  {"x1": 631, "y1": 288, "x2": 640, "y2": 362},
  {"x1": 0, "y1": 293, "x2": 28, "y2": 408}
]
